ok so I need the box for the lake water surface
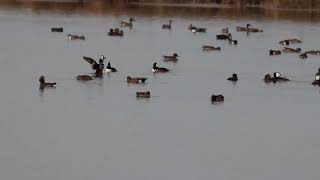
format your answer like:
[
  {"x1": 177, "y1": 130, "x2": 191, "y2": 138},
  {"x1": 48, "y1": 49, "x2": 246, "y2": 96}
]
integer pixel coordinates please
[{"x1": 0, "y1": 4, "x2": 320, "y2": 180}]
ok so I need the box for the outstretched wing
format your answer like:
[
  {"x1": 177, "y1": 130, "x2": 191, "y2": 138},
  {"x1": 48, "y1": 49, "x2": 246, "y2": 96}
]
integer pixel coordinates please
[{"x1": 83, "y1": 56, "x2": 97, "y2": 65}]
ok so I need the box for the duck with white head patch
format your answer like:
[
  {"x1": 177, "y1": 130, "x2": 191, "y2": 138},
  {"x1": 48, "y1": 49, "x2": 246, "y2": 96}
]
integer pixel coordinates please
[
  {"x1": 152, "y1": 62, "x2": 169, "y2": 73},
  {"x1": 106, "y1": 61, "x2": 117, "y2": 73}
]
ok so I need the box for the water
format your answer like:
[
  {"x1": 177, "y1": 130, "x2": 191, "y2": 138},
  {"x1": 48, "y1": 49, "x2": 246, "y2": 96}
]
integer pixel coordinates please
[{"x1": 0, "y1": 4, "x2": 320, "y2": 180}]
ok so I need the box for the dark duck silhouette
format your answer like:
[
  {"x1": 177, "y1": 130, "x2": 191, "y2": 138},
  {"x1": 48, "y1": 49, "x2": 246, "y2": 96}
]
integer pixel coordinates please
[
  {"x1": 76, "y1": 75, "x2": 93, "y2": 81},
  {"x1": 82, "y1": 55, "x2": 106, "y2": 75},
  {"x1": 202, "y1": 46, "x2": 221, "y2": 51},
  {"x1": 127, "y1": 76, "x2": 148, "y2": 84},
  {"x1": 216, "y1": 33, "x2": 231, "y2": 40},
  {"x1": 299, "y1": 53, "x2": 308, "y2": 59},
  {"x1": 108, "y1": 28, "x2": 124, "y2": 36},
  {"x1": 105, "y1": 62, "x2": 117, "y2": 72},
  {"x1": 269, "y1": 49, "x2": 281, "y2": 55},
  {"x1": 162, "y1": 53, "x2": 179, "y2": 62},
  {"x1": 227, "y1": 74, "x2": 238, "y2": 82},
  {"x1": 312, "y1": 69, "x2": 320, "y2": 86},
  {"x1": 264, "y1": 72, "x2": 289, "y2": 83},
  {"x1": 121, "y1": 18, "x2": 135, "y2": 27},
  {"x1": 67, "y1": 34, "x2": 85, "y2": 40},
  {"x1": 39, "y1": 76, "x2": 56, "y2": 89},
  {"x1": 188, "y1": 24, "x2": 206, "y2": 33},
  {"x1": 152, "y1": 62, "x2": 169, "y2": 73},
  {"x1": 162, "y1": 20, "x2": 172, "y2": 30},
  {"x1": 282, "y1": 47, "x2": 301, "y2": 53},
  {"x1": 279, "y1": 39, "x2": 302, "y2": 45},
  {"x1": 136, "y1": 91, "x2": 151, "y2": 98},
  {"x1": 211, "y1": 94, "x2": 224, "y2": 103},
  {"x1": 51, "y1": 27, "x2": 63, "y2": 32}
]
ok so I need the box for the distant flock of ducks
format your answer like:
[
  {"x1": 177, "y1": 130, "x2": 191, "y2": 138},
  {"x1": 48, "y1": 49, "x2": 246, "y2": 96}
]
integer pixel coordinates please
[{"x1": 44, "y1": 19, "x2": 320, "y2": 103}]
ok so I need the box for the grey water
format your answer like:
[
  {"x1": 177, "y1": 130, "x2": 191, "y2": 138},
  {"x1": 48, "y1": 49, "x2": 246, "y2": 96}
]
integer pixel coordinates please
[{"x1": 0, "y1": 5, "x2": 320, "y2": 180}]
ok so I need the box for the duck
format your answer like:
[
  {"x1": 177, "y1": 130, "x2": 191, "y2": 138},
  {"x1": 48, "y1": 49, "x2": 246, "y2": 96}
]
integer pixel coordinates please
[
  {"x1": 269, "y1": 49, "x2": 281, "y2": 55},
  {"x1": 127, "y1": 76, "x2": 148, "y2": 84},
  {"x1": 279, "y1": 39, "x2": 302, "y2": 45},
  {"x1": 211, "y1": 94, "x2": 224, "y2": 103},
  {"x1": 39, "y1": 76, "x2": 56, "y2": 89},
  {"x1": 264, "y1": 72, "x2": 289, "y2": 83},
  {"x1": 228, "y1": 38, "x2": 238, "y2": 45},
  {"x1": 305, "y1": 50, "x2": 320, "y2": 55},
  {"x1": 83, "y1": 55, "x2": 106, "y2": 75},
  {"x1": 121, "y1": 18, "x2": 135, "y2": 27},
  {"x1": 282, "y1": 47, "x2": 301, "y2": 53},
  {"x1": 216, "y1": 33, "x2": 231, "y2": 40},
  {"x1": 202, "y1": 46, "x2": 221, "y2": 51},
  {"x1": 299, "y1": 53, "x2": 308, "y2": 59},
  {"x1": 187, "y1": 24, "x2": 206, "y2": 33},
  {"x1": 108, "y1": 28, "x2": 124, "y2": 36},
  {"x1": 312, "y1": 74, "x2": 320, "y2": 86},
  {"x1": 236, "y1": 24, "x2": 263, "y2": 32},
  {"x1": 152, "y1": 62, "x2": 169, "y2": 73},
  {"x1": 76, "y1": 75, "x2": 93, "y2": 81},
  {"x1": 136, "y1": 91, "x2": 151, "y2": 98},
  {"x1": 67, "y1": 34, "x2": 85, "y2": 40},
  {"x1": 105, "y1": 62, "x2": 117, "y2": 72},
  {"x1": 247, "y1": 24, "x2": 263, "y2": 32},
  {"x1": 162, "y1": 20, "x2": 172, "y2": 30},
  {"x1": 227, "y1": 74, "x2": 238, "y2": 82},
  {"x1": 163, "y1": 53, "x2": 179, "y2": 62},
  {"x1": 51, "y1": 27, "x2": 63, "y2": 32},
  {"x1": 264, "y1": 74, "x2": 273, "y2": 83}
]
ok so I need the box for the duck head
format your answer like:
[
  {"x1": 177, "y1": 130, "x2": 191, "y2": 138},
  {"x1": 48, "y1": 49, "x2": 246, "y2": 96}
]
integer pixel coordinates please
[
  {"x1": 173, "y1": 53, "x2": 179, "y2": 57},
  {"x1": 39, "y1": 76, "x2": 45, "y2": 84},
  {"x1": 130, "y1": 18, "x2": 135, "y2": 22},
  {"x1": 232, "y1": 74, "x2": 237, "y2": 78},
  {"x1": 274, "y1": 72, "x2": 281, "y2": 78},
  {"x1": 246, "y1": 24, "x2": 252, "y2": 29},
  {"x1": 153, "y1": 62, "x2": 157, "y2": 69},
  {"x1": 264, "y1": 74, "x2": 272, "y2": 81},
  {"x1": 296, "y1": 48, "x2": 302, "y2": 53}
]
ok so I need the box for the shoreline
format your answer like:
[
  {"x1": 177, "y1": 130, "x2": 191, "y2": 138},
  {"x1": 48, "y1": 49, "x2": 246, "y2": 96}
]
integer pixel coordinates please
[{"x1": 129, "y1": 2, "x2": 320, "y2": 12}]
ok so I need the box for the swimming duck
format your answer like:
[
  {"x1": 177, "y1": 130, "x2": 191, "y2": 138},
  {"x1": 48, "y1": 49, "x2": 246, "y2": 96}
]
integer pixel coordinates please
[
  {"x1": 269, "y1": 49, "x2": 281, "y2": 55},
  {"x1": 312, "y1": 74, "x2": 320, "y2": 86},
  {"x1": 108, "y1": 28, "x2": 124, "y2": 36},
  {"x1": 202, "y1": 46, "x2": 221, "y2": 51},
  {"x1": 264, "y1": 72, "x2": 289, "y2": 83},
  {"x1": 279, "y1": 39, "x2": 302, "y2": 45},
  {"x1": 247, "y1": 24, "x2": 263, "y2": 32},
  {"x1": 273, "y1": 72, "x2": 290, "y2": 82},
  {"x1": 76, "y1": 75, "x2": 93, "y2": 81},
  {"x1": 83, "y1": 55, "x2": 106, "y2": 75},
  {"x1": 187, "y1": 24, "x2": 206, "y2": 32},
  {"x1": 236, "y1": 24, "x2": 262, "y2": 32},
  {"x1": 121, "y1": 18, "x2": 135, "y2": 27},
  {"x1": 299, "y1": 53, "x2": 308, "y2": 59},
  {"x1": 211, "y1": 94, "x2": 224, "y2": 103},
  {"x1": 227, "y1": 74, "x2": 238, "y2": 82},
  {"x1": 228, "y1": 38, "x2": 238, "y2": 45},
  {"x1": 216, "y1": 33, "x2": 231, "y2": 40},
  {"x1": 51, "y1": 27, "x2": 63, "y2": 32},
  {"x1": 152, "y1": 62, "x2": 169, "y2": 73},
  {"x1": 67, "y1": 34, "x2": 85, "y2": 40},
  {"x1": 39, "y1": 76, "x2": 56, "y2": 89},
  {"x1": 282, "y1": 47, "x2": 301, "y2": 53},
  {"x1": 127, "y1": 76, "x2": 148, "y2": 84},
  {"x1": 105, "y1": 62, "x2": 117, "y2": 72},
  {"x1": 136, "y1": 91, "x2": 151, "y2": 98},
  {"x1": 305, "y1": 50, "x2": 320, "y2": 55},
  {"x1": 162, "y1": 20, "x2": 172, "y2": 30},
  {"x1": 163, "y1": 53, "x2": 179, "y2": 62}
]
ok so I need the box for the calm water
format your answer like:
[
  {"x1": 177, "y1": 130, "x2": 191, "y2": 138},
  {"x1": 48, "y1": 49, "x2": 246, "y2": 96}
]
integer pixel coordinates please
[{"x1": 1, "y1": 4, "x2": 320, "y2": 180}]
